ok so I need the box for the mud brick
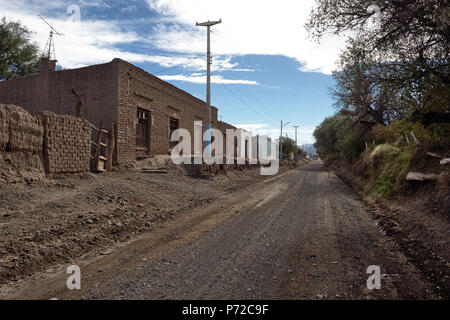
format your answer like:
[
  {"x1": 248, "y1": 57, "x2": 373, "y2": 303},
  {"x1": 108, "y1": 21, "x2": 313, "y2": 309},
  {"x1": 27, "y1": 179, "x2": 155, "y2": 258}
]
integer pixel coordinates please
[
  {"x1": 0, "y1": 59, "x2": 230, "y2": 166},
  {"x1": 36, "y1": 111, "x2": 91, "y2": 174}
]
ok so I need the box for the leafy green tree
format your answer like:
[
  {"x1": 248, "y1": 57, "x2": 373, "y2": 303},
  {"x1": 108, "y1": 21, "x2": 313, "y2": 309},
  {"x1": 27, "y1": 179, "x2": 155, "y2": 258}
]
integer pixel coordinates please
[
  {"x1": 0, "y1": 17, "x2": 40, "y2": 80},
  {"x1": 308, "y1": 0, "x2": 449, "y2": 145},
  {"x1": 314, "y1": 114, "x2": 366, "y2": 165},
  {"x1": 280, "y1": 137, "x2": 304, "y2": 159},
  {"x1": 306, "y1": 0, "x2": 449, "y2": 81}
]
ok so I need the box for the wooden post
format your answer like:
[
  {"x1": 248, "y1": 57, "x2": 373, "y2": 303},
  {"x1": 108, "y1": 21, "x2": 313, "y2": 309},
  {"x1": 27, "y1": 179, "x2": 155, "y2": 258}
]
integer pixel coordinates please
[
  {"x1": 107, "y1": 123, "x2": 115, "y2": 171},
  {"x1": 113, "y1": 123, "x2": 118, "y2": 165},
  {"x1": 93, "y1": 122, "x2": 103, "y2": 172}
]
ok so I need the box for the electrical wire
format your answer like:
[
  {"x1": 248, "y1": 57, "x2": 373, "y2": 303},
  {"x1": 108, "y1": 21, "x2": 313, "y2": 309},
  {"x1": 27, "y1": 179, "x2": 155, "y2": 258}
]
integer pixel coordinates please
[{"x1": 101, "y1": 0, "x2": 279, "y2": 127}]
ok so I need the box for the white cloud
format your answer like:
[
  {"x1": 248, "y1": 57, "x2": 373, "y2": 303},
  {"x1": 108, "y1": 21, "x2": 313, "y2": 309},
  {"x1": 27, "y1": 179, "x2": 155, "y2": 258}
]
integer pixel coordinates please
[
  {"x1": 140, "y1": 55, "x2": 250, "y2": 73},
  {"x1": 0, "y1": 0, "x2": 255, "y2": 85},
  {"x1": 78, "y1": 0, "x2": 103, "y2": 8},
  {"x1": 232, "y1": 123, "x2": 269, "y2": 133},
  {"x1": 2, "y1": 0, "x2": 346, "y2": 76},
  {"x1": 159, "y1": 74, "x2": 258, "y2": 85},
  {"x1": 1, "y1": 0, "x2": 140, "y2": 68},
  {"x1": 145, "y1": 0, "x2": 347, "y2": 74}
]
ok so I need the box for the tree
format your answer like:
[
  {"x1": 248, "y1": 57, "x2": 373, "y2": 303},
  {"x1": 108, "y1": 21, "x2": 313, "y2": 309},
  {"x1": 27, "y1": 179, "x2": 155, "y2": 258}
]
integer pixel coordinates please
[
  {"x1": 313, "y1": 114, "x2": 365, "y2": 164},
  {"x1": 306, "y1": 0, "x2": 449, "y2": 78},
  {"x1": 332, "y1": 40, "x2": 411, "y2": 129},
  {"x1": 309, "y1": 0, "x2": 450, "y2": 169},
  {"x1": 280, "y1": 137, "x2": 304, "y2": 159},
  {"x1": 307, "y1": 0, "x2": 449, "y2": 126},
  {"x1": 0, "y1": 17, "x2": 40, "y2": 80}
]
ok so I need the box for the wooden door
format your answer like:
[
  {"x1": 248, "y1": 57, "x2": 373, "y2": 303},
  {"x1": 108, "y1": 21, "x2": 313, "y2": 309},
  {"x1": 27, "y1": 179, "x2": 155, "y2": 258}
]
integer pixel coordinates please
[{"x1": 136, "y1": 109, "x2": 150, "y2": 149}]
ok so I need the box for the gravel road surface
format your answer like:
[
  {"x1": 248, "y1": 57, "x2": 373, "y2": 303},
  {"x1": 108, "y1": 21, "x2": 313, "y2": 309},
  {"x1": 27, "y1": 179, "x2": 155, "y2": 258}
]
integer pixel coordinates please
[{"x1": 0, "y1": 161, "x2": 438, "y2": 299}]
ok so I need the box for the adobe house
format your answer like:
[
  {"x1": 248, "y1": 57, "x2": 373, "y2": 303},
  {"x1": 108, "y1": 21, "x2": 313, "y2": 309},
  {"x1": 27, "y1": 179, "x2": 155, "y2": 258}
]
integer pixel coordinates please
[{"x1": 0, "y1": 58, "x2": 222, "y2": 165}]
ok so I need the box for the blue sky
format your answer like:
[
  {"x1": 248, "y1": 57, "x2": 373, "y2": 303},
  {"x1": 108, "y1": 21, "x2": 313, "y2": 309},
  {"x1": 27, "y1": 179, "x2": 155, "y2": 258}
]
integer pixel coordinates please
[{"x1": 1, "y1": 0, "x2": 348, "y2": 144}]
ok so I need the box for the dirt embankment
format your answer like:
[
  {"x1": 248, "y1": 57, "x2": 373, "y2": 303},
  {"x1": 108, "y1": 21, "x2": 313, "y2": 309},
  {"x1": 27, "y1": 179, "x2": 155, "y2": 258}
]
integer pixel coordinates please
[
  {"x1": 0, "y1": 159, "x2": 290, "y2": 286},
  {"x1": 334, "y1": 165, "x2": 450, "y2": 299}
]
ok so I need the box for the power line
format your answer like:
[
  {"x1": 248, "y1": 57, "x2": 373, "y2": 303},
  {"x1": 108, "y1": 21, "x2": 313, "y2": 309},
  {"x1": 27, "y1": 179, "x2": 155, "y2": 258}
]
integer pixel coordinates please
[
  {"x1": 101, "y1": 0, "x2": 124, "y2": 15},
  {"x1": 100, "y1": 0, "x2": 200, "y2": 75},
  {"x1": 216, "y1": 46, "x2": 283, "y2": 121},
  {"x1": 216, "y1": 80, "x2": 277, "y2": 127},
  {"x1": 170, "y1": 0, "x2": 280, "y2": 125},
  {"x1": 100, "y1": 0, "x2": 279, "y2": 127},
  {"x1": 152, "y1": 64, "x2": 187, "y2": 75},
  {"x1": 147, "y1": 0, "x2": 279, "y2": 127},
  {"x1": 196, "y1": 8, "x2": 286, "y2": 119}
]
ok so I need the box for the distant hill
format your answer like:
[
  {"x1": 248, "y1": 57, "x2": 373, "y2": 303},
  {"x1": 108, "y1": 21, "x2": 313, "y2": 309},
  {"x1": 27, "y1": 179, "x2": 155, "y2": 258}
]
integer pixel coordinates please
[{"x1": 299, "y1": 144, "x2": 316, "y2": 155}]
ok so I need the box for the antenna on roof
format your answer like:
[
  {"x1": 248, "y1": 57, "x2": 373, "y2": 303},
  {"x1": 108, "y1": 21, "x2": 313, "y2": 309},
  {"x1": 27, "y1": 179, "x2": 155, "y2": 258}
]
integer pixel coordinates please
[{"x1": 38, "y1": 14, "x2": 64, "y2": 60}]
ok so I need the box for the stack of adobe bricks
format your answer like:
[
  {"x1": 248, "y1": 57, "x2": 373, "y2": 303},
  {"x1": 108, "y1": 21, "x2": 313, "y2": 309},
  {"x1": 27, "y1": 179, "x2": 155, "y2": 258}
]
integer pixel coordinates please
[
  {"x1": 0, "y1": 104, "x2": 45, "y2": 182},
  {"x1": 40, "y1": 111, "x2": 91, "y2": 174},
  {"x1": 0, "y1": 104, "x2": 43, "y2": 152}
]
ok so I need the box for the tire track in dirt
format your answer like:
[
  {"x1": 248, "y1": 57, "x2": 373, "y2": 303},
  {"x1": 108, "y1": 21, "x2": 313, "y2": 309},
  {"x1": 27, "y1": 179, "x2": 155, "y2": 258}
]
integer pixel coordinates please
[{"x1": 0, "y1": 161, "x2": 440, "y2": 299}]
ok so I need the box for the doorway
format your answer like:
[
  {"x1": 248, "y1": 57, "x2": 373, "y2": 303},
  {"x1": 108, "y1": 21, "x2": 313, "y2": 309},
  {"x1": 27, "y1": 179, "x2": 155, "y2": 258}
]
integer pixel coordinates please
[{"x1": 136, "y1": 108, "x2": 150, "y2": 150}]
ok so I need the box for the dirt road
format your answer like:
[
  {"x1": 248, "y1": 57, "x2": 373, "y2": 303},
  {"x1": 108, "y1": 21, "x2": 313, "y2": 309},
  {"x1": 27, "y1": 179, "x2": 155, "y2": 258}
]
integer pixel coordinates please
[{"x1": 0, "y1": 161, "x2": 439, "y2": 299}]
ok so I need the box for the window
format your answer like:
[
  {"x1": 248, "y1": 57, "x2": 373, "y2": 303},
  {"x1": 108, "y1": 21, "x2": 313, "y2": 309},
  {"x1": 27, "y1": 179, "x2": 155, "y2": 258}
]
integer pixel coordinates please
[
  {"x1": 136, "y1": 108, "x2": 150, "y2": 149},
  {"x1": 169, "y1": 117, "x2": 179, "y2": 150}
]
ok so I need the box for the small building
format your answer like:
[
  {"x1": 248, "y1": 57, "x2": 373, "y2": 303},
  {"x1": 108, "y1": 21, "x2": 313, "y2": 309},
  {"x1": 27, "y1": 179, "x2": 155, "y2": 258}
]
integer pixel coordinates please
[{"x1": 0, "y1": 58, "x2": 224, "y2": 165}]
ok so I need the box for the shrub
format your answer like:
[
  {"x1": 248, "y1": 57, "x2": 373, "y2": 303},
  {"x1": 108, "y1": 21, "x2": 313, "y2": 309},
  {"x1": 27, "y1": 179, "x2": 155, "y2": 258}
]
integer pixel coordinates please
[
  {"x1": 371, "y1": 124, "x2": 395, "y2": 144},
  {"x1": 375, "y1": 148, "x2": 413, "y2": 198},
  {"x1": 391, "y1": 121, "x2": 432, "y2": 143},
  {"x1": 337, "y1": 130, "x2": 365, "y2": 163},
  {"x1": 362, "y1": 143, "x2": 414, "y2": 198}
]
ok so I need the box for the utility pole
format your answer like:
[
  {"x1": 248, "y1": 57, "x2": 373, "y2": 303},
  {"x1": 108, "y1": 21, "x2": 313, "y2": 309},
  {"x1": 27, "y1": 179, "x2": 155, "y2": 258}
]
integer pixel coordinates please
[
  {"x1": 293, "y1": 125, "x2": 299, "y2": 161},
  {"x1": 280, "y1": 121, "x2": 283, "y2": 161},
  {"x1": 280, "y1": 120, "x2": 291, "y2": 161},
  {"x1": 196, "y1": 19, "x2": 222, "y2": 155}
]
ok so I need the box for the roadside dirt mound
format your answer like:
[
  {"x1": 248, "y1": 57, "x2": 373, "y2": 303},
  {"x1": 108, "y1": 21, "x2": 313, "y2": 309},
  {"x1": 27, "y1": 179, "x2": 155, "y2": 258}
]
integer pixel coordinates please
[
  {"x1": 0, "y1": 104, "x2": 45, "y2": 183},
  {"x1": 0, "y1": 152, "x2": 44, "y2": 183},
  {"x1": 0, "y1": 163, "x2": 270, "y2": 285},
  {"x1": 335, "y1": 165, "x2": 450, "y2": 299},
  {"x1": 126, "y1": 155, "x2": 187, "y2": 174},
  {"x1": 125, "y1": 155, "x2": 263, "y2": 177}
]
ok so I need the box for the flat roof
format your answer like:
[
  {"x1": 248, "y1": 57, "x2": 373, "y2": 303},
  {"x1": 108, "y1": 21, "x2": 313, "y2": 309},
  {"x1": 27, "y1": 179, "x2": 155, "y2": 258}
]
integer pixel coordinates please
[{"x1": 113, "y1": 58, "x2": 218, "y2": 112}]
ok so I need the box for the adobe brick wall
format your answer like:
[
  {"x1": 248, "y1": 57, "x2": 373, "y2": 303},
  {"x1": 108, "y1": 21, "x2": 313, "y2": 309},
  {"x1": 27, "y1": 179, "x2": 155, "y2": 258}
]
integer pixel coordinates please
[
  {"x1": 0, "y1": 60, "x2": 119, "y2": 132},
  {"x1": 0, "y1": 104, "x2": 45, "y2": 182},
  {"x1": 115, "y1": 59, "x2": 219, "y2": 164},
  {"x1": 1, "y1": 105, "x2": 90, "y2": 180},
  {"x1": 0, "y1": 58, "x2": 222, "y2": 165},
  {"x1": 0, "y1": 104, "x2": 43, "y2": 152},
  {"x1": 40, "y1": 111, "x2": 91, "y2": 175}
]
